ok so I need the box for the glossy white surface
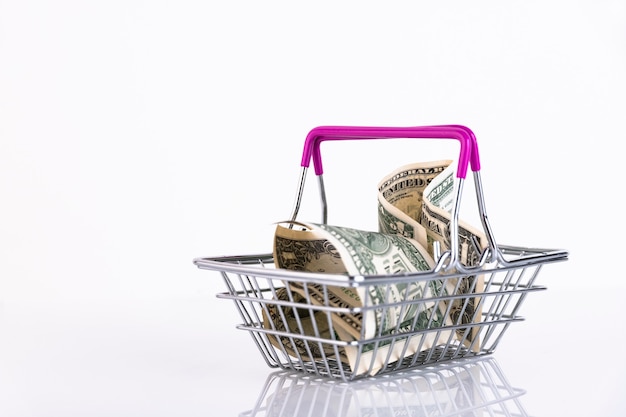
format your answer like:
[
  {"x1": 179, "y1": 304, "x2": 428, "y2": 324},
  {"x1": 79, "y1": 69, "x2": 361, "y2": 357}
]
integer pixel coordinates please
[
  {"x1": 1, "y1": 1, "x2": 624, "y2": 416},
  {"x1": 1, "y1": 286, "x2": 624, "y2": 416}
]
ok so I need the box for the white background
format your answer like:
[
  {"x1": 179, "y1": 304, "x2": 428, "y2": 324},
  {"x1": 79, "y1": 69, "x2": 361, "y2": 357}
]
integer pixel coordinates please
[{"x1": 1, "y1": 1, "x2": 625, "y2": 416}]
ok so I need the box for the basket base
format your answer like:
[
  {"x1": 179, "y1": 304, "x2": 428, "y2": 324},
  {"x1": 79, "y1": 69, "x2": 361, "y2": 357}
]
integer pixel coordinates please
[{"x1": 274, "y1": 343, "x2": 489, "y2": 381}]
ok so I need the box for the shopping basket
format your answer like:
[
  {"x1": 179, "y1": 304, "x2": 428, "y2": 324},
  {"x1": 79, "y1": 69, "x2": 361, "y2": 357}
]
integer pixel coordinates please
[{"x1": 193, "y1": 125, "x2": 568, "y2": 382}]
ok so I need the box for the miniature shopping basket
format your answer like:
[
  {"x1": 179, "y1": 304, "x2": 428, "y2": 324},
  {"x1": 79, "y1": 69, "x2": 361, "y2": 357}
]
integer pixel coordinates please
[{"x1": 193, "y1": 125, "x2": 568, "y2": 382}]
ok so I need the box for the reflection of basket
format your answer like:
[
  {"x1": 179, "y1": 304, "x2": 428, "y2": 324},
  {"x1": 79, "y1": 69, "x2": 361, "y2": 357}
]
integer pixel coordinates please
[
  {"x1": 241, "y1": 357, "x2": 530, "y2": 417},
  {"x1": 194, "y1": 125, "x2": 568, "y2": 381}
]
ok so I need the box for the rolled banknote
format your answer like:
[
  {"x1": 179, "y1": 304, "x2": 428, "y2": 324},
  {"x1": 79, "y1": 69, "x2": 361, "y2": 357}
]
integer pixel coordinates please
[
  {"x1": 377, "y1": 160, "x2": 453, "y2": 250},
  {"x1": 261, "y1": 287, "x2": 350, "y2": 364},
  {"x1": 270, "y1": 221, "x2": 455, "y2": 376},
  {"x1": 418, "y1": 162, "x2": 487, "y2": 265},
  {"x1": 379, "y1": 161, "x2": 487, "y2": 350}
]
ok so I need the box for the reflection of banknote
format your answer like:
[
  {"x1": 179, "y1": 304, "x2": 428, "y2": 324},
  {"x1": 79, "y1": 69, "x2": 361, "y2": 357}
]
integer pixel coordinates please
[
  {"x1": 380, "y1": 161, "x2": 487, "y2": 349},
  {"x1": 270, "y1": 222, "x2": 454, "y2": 376}
]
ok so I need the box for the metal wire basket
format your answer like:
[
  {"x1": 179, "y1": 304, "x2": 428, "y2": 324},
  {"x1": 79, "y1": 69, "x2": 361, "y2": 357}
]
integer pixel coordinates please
[{"x1": 194, "y1": 125, "x2": 568, "y2": 382}]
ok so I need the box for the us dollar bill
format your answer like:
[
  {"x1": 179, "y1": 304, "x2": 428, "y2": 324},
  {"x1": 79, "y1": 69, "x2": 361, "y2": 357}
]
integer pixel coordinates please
[
  {"x1": 266, "y1": 160, "x2": 489, "y2": 374},
  {"x1": 380, "y1": 161, "x2": 487, "y2": 350},
  {"x1": 419, "y1": 162, "x2": 487, "y2": 264},
  {"x1": 377, "y1": 160, "x2": 452, "y2": 250},
  {"x1": 262, "y1": 287, "x2": 350, "y2": 364},
  {"x1": 270, "y1": 221, "x2": 455, "y2": 375}
]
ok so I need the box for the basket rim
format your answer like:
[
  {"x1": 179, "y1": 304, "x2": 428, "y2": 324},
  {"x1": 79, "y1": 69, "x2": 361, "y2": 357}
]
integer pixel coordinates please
[{"x1": 193, "y1": 244, "x2": 568, "y2": 286}]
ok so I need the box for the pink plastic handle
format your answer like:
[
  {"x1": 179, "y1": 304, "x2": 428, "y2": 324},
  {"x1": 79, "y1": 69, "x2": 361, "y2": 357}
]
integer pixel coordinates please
[{"x1": 300, "y1": 125, "x2": 480, "y2": 178}]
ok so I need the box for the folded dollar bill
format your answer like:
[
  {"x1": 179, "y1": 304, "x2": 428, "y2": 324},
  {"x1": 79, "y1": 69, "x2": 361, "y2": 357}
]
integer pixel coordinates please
[
  {"x1": 265, "y1": 160, "x2": 489, "y2": 375},
  {"x1": 270, "y1": 221, "x2": 455, "y2": 375},
  {"x1": 378, "y1": 160, "x2": 487, "y2": 350},
  {"x1": 377, "y1": 159, "x2": 452, "y2": 249}
]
